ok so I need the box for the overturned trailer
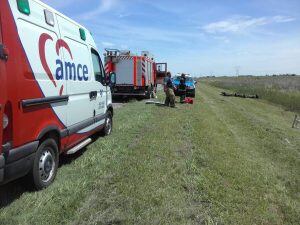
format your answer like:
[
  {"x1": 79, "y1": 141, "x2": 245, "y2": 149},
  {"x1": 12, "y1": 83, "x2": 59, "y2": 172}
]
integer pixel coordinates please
[{"x1": 104, "y1": 49, "x2": 157, "y2": 98}]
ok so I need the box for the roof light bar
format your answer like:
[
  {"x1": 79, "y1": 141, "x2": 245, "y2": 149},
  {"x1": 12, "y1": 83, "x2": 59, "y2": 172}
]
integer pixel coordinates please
[
  {"x1": 79, "y1": 28, "x2": 86, "y2": 41},
  {"x1": 17, "y1": 0, "x2": 30, "y2": 15}
]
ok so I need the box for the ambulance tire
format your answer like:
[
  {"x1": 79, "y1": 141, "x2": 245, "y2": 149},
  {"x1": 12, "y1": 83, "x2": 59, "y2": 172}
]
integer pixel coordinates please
[
  {"x1": 31, "y1": 138, "x2": 59, "y2": 190},
  {"x1": 102, "y1": 111, "x2": 113, "y2": 136}
]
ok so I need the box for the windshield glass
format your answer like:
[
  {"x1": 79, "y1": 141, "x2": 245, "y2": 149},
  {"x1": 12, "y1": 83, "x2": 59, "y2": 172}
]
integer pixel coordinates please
[{"x1": 175, "y1": 76, "x2": 193, "y2": 82}]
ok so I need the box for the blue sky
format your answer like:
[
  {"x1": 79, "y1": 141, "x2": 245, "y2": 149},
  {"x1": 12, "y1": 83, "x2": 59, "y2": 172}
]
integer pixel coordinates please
[{"x1": 41, "y1": 0, "x2": 300, "y2": 76}]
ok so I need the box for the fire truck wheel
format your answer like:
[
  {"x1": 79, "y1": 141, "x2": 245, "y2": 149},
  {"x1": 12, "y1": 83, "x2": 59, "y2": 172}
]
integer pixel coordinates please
[
  {"x1": 145, "y1": 87, "x2": 152, "y2": 99},
  {"x1": 31, "y1": 138, "x2": 59, "y2": 190},
  {"x1": 150, "y1": 90, "x2": 156, "y2": 98},
  {"x1": 145, "y1": 92, "x2": 150, "y2": 99},
  {"x1": 102, "y1": 111, "x2": 113, "y2": 136}
]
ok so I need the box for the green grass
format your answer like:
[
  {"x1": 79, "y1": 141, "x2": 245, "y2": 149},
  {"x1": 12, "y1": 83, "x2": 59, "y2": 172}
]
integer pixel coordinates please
[
  {"x1": 0, "y1": 83, "x2": 299, "y2": 225},
  {"x1": 202, "y1": 76, "x2": 300, "y2": 113}
]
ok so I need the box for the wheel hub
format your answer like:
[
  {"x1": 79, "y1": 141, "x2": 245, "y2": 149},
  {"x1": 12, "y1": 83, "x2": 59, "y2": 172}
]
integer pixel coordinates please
[
  {"x1": 106, "y1": 117, "x2": 112, "y2": 134},
  {"x1": 39, "y1": 150, "x2": 55, "y2": 182}
]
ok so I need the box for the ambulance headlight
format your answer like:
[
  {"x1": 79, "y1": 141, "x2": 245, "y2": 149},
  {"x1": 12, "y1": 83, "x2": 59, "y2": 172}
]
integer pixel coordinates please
[{"x1": 3, "y1": 114, "x2": 9, "y2": 129}]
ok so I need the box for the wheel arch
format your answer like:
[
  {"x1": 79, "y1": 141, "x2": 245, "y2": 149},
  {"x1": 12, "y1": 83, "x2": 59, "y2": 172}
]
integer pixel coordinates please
[{"x1": 37, "y1": 126, "x2": 61, "y2": 154}]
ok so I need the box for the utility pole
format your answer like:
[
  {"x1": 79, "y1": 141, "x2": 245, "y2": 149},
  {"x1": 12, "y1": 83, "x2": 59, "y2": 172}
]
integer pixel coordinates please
[{"x1": 235, "y1": 66, "x2": 240, "y2": 77}]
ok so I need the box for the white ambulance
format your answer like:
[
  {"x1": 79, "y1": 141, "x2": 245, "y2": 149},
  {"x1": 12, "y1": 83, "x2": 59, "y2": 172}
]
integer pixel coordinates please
[{"x1": 0, "y1": 0, "x2": 114, "y2": 189}]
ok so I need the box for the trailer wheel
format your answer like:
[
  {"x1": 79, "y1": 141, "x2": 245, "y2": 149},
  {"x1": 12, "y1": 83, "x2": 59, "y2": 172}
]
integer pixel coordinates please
[
  {"x1": 31, "y1": 138, "x2": 59, "y2": 190},
  {"x1": 102, "y1": 111, "x2": 113, "y2": 136}
]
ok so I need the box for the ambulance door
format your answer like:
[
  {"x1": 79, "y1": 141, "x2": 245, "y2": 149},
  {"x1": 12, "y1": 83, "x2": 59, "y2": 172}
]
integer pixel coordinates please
[
  {"x1": 0, "y1": 13, "x2": 7, "y2": 153},
  {"x1": 56, "y1": 16, "x2": 96, "y2": 134},
  {"x1": 90, "y1": 48, "x2": 107, "y2": 122}
]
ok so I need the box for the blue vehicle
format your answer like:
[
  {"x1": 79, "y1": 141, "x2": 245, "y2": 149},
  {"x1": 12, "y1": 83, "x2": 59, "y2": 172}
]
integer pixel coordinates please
[{"x1": 173, "y1": 76, "x2": 196, "y2": 98}]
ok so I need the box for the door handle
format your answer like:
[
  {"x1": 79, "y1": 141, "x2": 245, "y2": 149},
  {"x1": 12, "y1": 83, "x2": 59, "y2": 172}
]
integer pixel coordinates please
[
  {"x1": 89, "y1": 91, "x2": 97, "y2": 100},
  {"x1": 0, "y1": 44, "x2": 9, "y2": 61}
]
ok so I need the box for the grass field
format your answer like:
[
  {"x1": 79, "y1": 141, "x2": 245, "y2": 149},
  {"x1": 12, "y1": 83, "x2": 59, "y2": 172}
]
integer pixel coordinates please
[
  {"x1": 202, "y1": 76, "x2": 300, "y2": 113},
  {"x1": 0, "y1": 83, "x2": 299, "y2": 225}
]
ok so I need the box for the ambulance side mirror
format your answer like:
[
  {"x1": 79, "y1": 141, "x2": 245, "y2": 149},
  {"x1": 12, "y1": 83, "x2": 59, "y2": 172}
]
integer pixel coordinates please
[{"x1": 109, "y1": 72, "x2": 116, "y2": 85}]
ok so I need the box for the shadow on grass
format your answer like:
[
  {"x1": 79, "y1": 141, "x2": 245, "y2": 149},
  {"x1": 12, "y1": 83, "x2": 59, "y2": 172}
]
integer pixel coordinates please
[
  {"x1": 113, "y1": 96, "x2": 147, "y2": 103},
  {"x1": 0, "y1": 134, "x2": 102, "y2": 208},
  {"x1": 0, "y1": 176, "x2": 33, "y2": 208}
]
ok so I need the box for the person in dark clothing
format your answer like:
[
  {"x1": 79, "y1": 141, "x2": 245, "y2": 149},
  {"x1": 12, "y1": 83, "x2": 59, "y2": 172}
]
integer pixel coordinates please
[
  {"x1": 164, "y1": 72, "x2": 175, "y2": 107},
  {"x1": 181, "y1": 73, "x2": 186, "y2": 83},
  {"x1": 178, "y1": 77, "x2": 186, "y2": 103}
]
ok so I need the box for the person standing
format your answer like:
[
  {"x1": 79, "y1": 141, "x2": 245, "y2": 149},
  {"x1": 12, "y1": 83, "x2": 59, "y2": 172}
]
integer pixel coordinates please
[
  {"x1": 178, "y1": 76, "x2": 187, "y2": 103},
  {"x1": 164, "y1": 72, "x2": 175, "y2": 107},
  {"x1": 181, "y1": 73, "x2": 186, "y2": 82}
]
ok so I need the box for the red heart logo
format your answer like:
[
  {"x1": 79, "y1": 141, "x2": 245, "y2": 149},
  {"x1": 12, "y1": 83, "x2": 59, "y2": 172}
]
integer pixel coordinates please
[{"x1": 39, "y1": 33, "x2": 73, "y2": 96}]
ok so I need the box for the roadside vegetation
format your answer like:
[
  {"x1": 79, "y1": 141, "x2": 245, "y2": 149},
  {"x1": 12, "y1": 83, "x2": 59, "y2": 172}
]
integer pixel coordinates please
[
  {"x1": 202, "y1": 75, "x2": 300, "y2": 113},
  {"x1": 0, "y1": 83, "x2": 299, "y2": 225}
]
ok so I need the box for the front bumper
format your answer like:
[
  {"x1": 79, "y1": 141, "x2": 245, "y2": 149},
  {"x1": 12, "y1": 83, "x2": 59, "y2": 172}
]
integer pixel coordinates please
[
  {"x1": 186, "y1": 89, "x2": 195, "y2": 95},
  {"x1": 0, "y1": 141, "x2": 39, "y2": 185},
  {"x1": 112, "y1": 85, "x2": 150, "y2": 97}
]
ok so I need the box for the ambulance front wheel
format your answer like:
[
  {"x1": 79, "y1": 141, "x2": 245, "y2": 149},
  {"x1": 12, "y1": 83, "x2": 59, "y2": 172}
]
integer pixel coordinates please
[
  {"x1": 31, "y1": 138, "x2": 59, "y2": 190},
  {"x1": 102, "y1": 111, "x2": 113, "y2": 136}
]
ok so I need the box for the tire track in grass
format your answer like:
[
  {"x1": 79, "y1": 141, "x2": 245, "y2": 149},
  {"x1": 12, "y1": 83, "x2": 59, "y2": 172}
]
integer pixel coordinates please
[
  {"x1": 1, "y1": 84, "x2": 298, "y2": 225},
  {"x1": 72, "y1": 101, "x2": 206, "y2": 224},
  {"x1": 189, "y1": 83, "x2": 299, "y2": 224}
]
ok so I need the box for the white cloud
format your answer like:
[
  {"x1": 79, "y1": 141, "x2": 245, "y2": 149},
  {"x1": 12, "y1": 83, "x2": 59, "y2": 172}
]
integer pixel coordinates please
[
  {"x1": 120, "y1": 44, "x2": 129, "y2": 49},
  {"x1": 78, "y1": 0, "x2": 118, "y2": 20},
  {"x1": 213, "y1": 36, "x2": 230, "y2": 43},
  {"x1": 101, "y1": 41, "x2": 115, "y2": 47},
  {"x1": 118, "y1": 13, "x2": 131, "y2": 18},
  {"x1": 41, "y1": 0, "x2": 81, "y2": 10},
  {"x1": 202, "y1": 15, "x2": 296, "y2": 34},
  {"x1": 89, "y1": 20, "x2": 203, "y2": 44},
  {"x1": 273, "y1": 16, "x2": 296, "y2": 23}
]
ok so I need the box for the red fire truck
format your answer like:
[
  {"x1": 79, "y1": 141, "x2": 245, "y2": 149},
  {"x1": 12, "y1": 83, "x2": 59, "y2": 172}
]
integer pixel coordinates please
[{"x1": 105, "y1": 49, "x2": 167, "y2": 98}]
